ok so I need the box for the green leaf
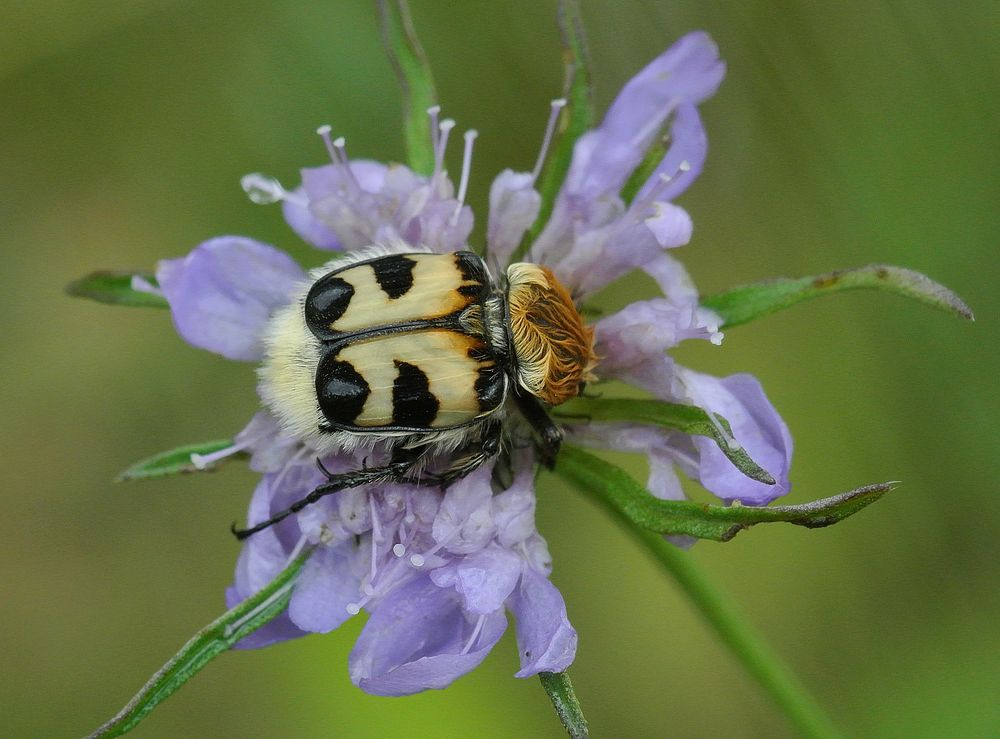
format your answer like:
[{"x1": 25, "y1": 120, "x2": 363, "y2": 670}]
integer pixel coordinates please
[
  {"x1": 555, "y1": 397, "x2": 776, "y2": 486},
  {"x1": 66, "y1": 271, "x2": 168, "y2": 309},
  {"x1": 554, "y1": 445, "x2": 895, "y2": 542},
  {"x1": 539, "y1": 671, "x2": 589, "y2": 739},
  {"x1": 702, "y1": 264, "x2": 974, "y2": 328},
  {"x1": 620, "y1": 133, "x2": 667, "y2": 205},
  {"x1": 512, "y1": 0, "x2": 594, "y2": 262},
  {"x1": 117, "y1": 440, "x2": 243, "y2": 481},
  {"x1": 377, "y1": 0, "x2": 438, "y2": 176},
  {"x1": 89, "y1": 550, "x2": 310, "y2": 738}
]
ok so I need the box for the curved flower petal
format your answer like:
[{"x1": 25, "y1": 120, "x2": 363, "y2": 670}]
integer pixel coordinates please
[
  {"x1": 156, "y1": 237, "x2": 305, "y2": 361},
  {"x1": 287, "y1": 541, "x2": 364, "y2": 633},
  {"x1": 349, "y1": 575, "x2": 507, "y2": 696},
  {"x1": 508, "y1": 568, "x2": 577, "y2": 677},
  {"x1": 282, "y1": 189, "x2": 341, "y2": 250},
  {"x1": 432, "y1": 465, "x2": 497, "y2": 555},
  {"x1": 431, "y1": 544, "x2": 523, "y2": 615},
  {"x1": 234, "y1": 411, "x2": 302, "y2": 473},
  {"x1": 487, "y1": 169, "x2": 541, "y2": 269},
  {"x1": 636, "y1": 101, "x2": 708, "y2": 203},
  {"x1": 677, "y1": 369, "x2": 793, "y2": 504},
  {"x1": 491, "y1": 452, "x2": 537, "y2": 548}
]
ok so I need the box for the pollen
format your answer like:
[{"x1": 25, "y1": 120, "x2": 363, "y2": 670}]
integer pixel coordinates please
[{"x1": 506, "y1": 263, "x2": 598, "y2": 406}]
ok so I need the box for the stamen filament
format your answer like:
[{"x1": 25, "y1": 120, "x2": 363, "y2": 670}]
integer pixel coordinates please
[
  {"x1": 461, "y1": 614, "x2": 487, "y2": 655},
  {"x1": 432, "y1": 118, "x2": 456, "y2": 185},
  {"x1": 531, "y1": 98, "x2": 567, "y2": 183},
  {"x1": 427, "y1": 105, "x2": 441, "y2": 159},
  {"x1": 450, "y1": 129, "x2": 478, "y2": 225}
]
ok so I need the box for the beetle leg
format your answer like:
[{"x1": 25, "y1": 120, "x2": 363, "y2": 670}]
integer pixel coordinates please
[
  {"x1": 231, "y1": 448, "x2": 427, "y2": 540},
  {"x1": 511, "y1": 389, "x2": 562, "y2": 468}
]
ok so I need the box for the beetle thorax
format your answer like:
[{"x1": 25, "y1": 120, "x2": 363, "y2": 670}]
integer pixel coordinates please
[{"x1": 505, "y1": 263, "x2": 597, "y2": 406}]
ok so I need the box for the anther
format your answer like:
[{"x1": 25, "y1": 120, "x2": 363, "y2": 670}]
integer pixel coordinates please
[
  {"x1": 392, "y1": 543, "x2": 406, "y2": 557},
  {"x1": 332, "y1": 135, "x2": 363, "y2": 193},
  {"x1": 409, "y1": 553, "x2": 425, "y2": 568},
  {"x1": 532, "y1": 98, "x2": 566, "y2": 183},
  {"x1": 346, "y1": 603, "x2": 361, "y2": 615},
  {"x1": 450, "y1": 129, "x2": 478, "y2": 225},
  {"x1": 316, "y1": 124, "x2": 338, "y2": 164}
]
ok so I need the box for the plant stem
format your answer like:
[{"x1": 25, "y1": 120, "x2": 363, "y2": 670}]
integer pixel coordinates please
[
  {"x1": 539, "y1": 671, "x2": 588, "y2": 738},
  {"x1": 633, "y1": 528, "x2": 842, "y2": 738}
]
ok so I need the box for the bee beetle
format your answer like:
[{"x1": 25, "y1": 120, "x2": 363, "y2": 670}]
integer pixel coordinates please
[{"x1": 235, "y1": 245, "x2": 597, "y2": 539}]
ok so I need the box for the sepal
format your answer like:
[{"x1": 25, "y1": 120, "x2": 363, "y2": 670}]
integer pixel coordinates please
[
  {"x1": 377, "y1": 0, "x2": 438, "y2": 176},
  {"x1": 556, "y1": 397, "x2": 776, "y2": 485},
  {"x1": 89, "y1": 550, "x2": 310, "y2": 738},
  {"x1": 66, "y1": 271, "x2": 168, "y2": 309},
  {"x1": 554, "y1": 445, "x2": 894, "y2": 542},
  {"x1": 702, "y1": 264, "x2": 974, "y2": 328}
]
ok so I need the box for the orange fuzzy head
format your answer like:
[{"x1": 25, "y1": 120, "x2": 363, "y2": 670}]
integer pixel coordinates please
[{"x1": 505, "y1": 263, "x2": 598, "y2": 406}]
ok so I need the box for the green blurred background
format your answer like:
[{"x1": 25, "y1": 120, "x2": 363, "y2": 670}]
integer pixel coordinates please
[{"x1": 2, "y1": 1, "x2": 997, "y2": 736}]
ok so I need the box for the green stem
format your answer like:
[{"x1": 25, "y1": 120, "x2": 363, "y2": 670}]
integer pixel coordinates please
[
  {"x1": 539, "y1": 671, "x2": 588, "y2": 738},
  {"x1": 632, "y1": 528, "x2": 842, "y2": 738}
]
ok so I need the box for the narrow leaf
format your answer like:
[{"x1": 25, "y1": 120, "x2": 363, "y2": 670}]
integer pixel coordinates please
[
  {"x1": 89, "y1": 551, "x2": 310, "y2": 738},
  {"x1": 117, "y1": 440, "x2": 243, "y2": 481},
  {"x1": 513, "y1": 0, "x2": 594, "y2": 261},
  {"x1": 377, "y1": 0, "x2": 438, "y2": 176},
  {"x1": 539, "y1": 671, "x2": 589, "y2": 739},
  {"x1": 555, "y1": 397, "x2": 776, "y2": 485},
  {"x1": 702, "y1": 264, "x2": 974, "y2": 328},
  {"x1": 66, "y1": 271, "x2": 168, "y2": 309},
  {"x1": 555, "y1": 445, "x2": 895, "y2": 542}
]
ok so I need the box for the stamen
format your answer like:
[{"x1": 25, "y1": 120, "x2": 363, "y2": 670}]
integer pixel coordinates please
[
  {"x1": 427, "y1": 105, "x2": 441, "y2": 158},
  {"x1": 190, "y1": 441, "x2": 248, "y2": 470},
  {"x1": 531, "y1": 98, "x2": 567, "y2": 183},
  {"x1": 432, "y1": 118, "x2": 456, "y2": 183},
  {"x1": 130, "y1": 275, "x2": 164, "y2": 298},
  {"x1": 461, "y1": 614, "x2": 487, "y2": 656},
  {"x1": 316, "y1": 125, "x2": 338, "y2": 165},
  {"x1": 450, "y1": 129, "x2": 478, "y2": 225},
  {"x1": 240, "y1": 173, "x2": 286, "y2": 204},
  {"x1": 332, "y1": 136, "x2": 363, "y2": 193},
  {"x1": 363, "y1": 583, "x2": 376, "y2": 596},
  {"x1": 392, "y1": 543, "x2": 406, "y2": 557},
  {"x1": 409, "y1": 553, "x2": 426, "y2": 568},
  {"x1": 346, "y1": 602, "x2": 362, "y2": 615}
]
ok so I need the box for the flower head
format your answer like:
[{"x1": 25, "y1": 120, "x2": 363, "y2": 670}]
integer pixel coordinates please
[{"x1": 152, "y1": 30, "x2": 791, "y2": 695}]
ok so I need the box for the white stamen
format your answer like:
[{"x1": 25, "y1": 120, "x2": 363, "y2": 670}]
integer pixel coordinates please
[
  {"x1": 329, "y1": 135, "x2": 363, "y2": 194},
  {"x1": 710, "y1": 330, "x2": 724, "y2": 346},
  {"x1": 363, "y1": 583, "x2": 376, "y2": 596},
  {"x1": 409, "y1": 553, "x2": 425, "y2": 568},
  {"x1": 531, "y1": 98, "x2": 567, "y2": 183},
  {"x1": 190, "y1": 442, "x2": 246, "y2": 470},
  {"x1": 130, "y1": 275, "x2": 163, "y2": 298},
  {"x1": 461, "y1": 614, "x2": 487, "y2": 656},
  {"x1": 427, "y1": 105, "x2": 441, "y2": 157},
  {"x1": 240, "y1": 173, "x2": 286, "y2": 204},
  {"x1": 346, "y1": 602, "x2": 361, "y2": 615},
  {"x1": 316, "y1": 124, "x2": 337, "y2": 164},
  {"x1": 392, "y1": 543, "x2": 406, "y2": 557},
  {"x1": 404, "y1": 514, "x2": 416, "y2": 525},
  {"x1": 450, "y1": 129, "x2": 478, "y2": 225},
  {"x1": 678, "y1": 159, "x2": 691, "y2": 172},
  {"x1": 432, "y1": 118, "x2": 456, "y2": 183}
]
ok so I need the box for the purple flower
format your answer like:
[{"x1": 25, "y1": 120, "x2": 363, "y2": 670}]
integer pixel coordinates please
[{"x1": 155, "y1": 30, "x2": 791, "y2": 695}]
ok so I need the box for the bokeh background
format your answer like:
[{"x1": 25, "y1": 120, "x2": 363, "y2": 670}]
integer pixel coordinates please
[{"x1": 2, "y1": 1, "x2": 997, "y2": 736}]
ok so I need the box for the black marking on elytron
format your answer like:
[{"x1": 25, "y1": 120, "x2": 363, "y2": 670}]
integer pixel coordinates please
[
  {"x1": 455, "y1": 251, "x2": 490, "y2": 300},
  {"x1": 391, "y1": 360, "x2": 440, "y2": 428},
  {"x1": 372, "y1": 254, "x2": 417, "y2": 299},
  {"x1": 304, "y1": 274, "x2": 355, "y2": 340},
  {"x1": 315, "y1": 356, "x2": 370, "y2": 426}
]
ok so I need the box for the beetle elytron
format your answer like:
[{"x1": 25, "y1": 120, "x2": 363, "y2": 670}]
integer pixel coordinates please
[{"x1": 234, "y1": 245, "x2": 597, "y2": 539}]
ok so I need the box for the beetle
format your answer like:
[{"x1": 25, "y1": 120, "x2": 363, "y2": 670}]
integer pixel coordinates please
[{"x1": 234, "y1": 244, "x2": 597, "y2": 539}]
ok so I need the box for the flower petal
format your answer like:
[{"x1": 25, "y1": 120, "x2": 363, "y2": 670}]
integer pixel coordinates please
[
  {"x1": 487, "y1": 169, "x2": 541, "y2": 268},
  {"x1": 156, "y1": 237, "x2": 304, "y2": 361},
  {"x1": 644, "y1": 201, "x2": 693, "y2": 249},
  {"x1": 635, "y1": 100, "x2": 708, "y2": 203},
  {"x1": 287, "y1": 541, "x2": 364, "y2": 633},
  {"x1": 676, "y1": 369, "x2": 793, "y2": 504},
  {"x1": 282, "y1": 188, "x2": 341, "y2": 250},
  {"x1": 431, "y1": 544, "x2": 523, "y2": 615},
  {"x1": 431, "y1": 465, "x2": 497, "y2": 555},
  {"x1": 349, "y1": 575, "x2": 507, "y2": 696},
  {"x1": 491, "y1": 453, "x2": 537, "y2": 548},
  {"x1": 508, "y1": 568, "x2": 577, "y2": 677}
]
